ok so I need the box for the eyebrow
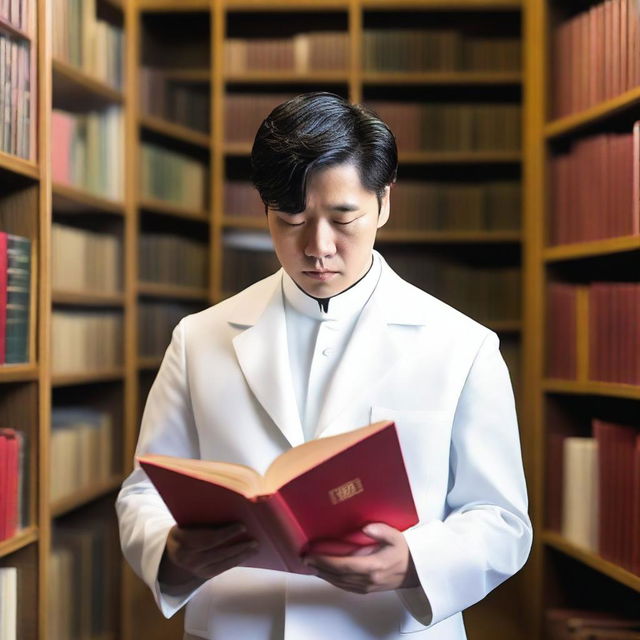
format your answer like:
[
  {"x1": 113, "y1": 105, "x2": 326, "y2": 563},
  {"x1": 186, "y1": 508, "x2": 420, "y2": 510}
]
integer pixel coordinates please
[{"x1": 328, "y1": 204, "x2": 359, "y2": 213}]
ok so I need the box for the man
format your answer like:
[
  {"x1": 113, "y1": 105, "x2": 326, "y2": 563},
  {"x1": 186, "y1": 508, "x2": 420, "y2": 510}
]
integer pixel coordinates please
[{"x1": 117, "y1": 92, "x2": 532, "y2": 640}]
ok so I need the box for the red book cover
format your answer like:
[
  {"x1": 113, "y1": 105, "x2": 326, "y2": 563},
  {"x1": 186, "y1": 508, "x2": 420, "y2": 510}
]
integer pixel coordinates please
[
  {"x1": 0, "y1": 429, "x2": 18, "y2": 541},
  {"x1": 0, "y1": 434, "x2": 6, "y2": 540},
  {"x1": 612, "y1": 0, "x2": 621, "y2": 98},
  {"x1": 621, "y1": 0, "x2": 629, "y2": 93},
  {"x1": 139, "y1": 421, "x2": 419, "y2": 574},
  {"x1": 634, "y1": 285, "x2": 640, "y2": 385},
  {"x1": 0, "y1": 231, "x2": 7, "y2": 365},
  {"x1": 632, "y1": 434, "x2": 640, "y2": 575}
]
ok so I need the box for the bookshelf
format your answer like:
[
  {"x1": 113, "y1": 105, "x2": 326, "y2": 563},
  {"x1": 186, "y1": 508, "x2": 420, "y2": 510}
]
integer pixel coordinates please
[{"x1": 525, "y1": 0, "x2": 640, "y2": 637}]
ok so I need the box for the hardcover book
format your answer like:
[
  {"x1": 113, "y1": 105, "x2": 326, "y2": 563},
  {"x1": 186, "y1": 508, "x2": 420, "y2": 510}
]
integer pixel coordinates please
[{"x1": 139, "y1": 420, "x2": 418, "y2": 575}]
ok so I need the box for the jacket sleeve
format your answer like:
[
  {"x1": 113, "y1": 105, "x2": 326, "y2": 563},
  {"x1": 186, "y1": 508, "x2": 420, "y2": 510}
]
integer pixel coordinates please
[
  {"x1": 398, "y1": 331, "x2": 533, "y2": 626},
  {"x1": 116, "y1": 318, "x2": 204, "y2": 618}
]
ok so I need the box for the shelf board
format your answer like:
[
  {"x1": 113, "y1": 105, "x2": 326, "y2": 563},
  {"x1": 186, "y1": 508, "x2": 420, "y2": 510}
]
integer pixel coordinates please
[
  {"x1": 139, "y1": 114, "x2": 211, "y2": 148},
  {"x1": 51, "y1": 369, "x2": 125, "y2": 387},
  {"x1": 138, "y1": 281, "x2": 210, "y2": 302},
  {"x1": 362, "y1": 0, "x2": 521, "y2": 8},
  {"x1": 543, "y1": 531, "x2": 640, "y2": 593},
  {"x1": 399, "y1": 150, "x2": 522, "y2": 164},
  {"x1": 0, "y1": 363, "x2": 38, "y2": 383},
  {"x1": 545, "y1": 86, "x2": 640, "y2": 140},
  {"x1": 376, "y1": 229, "x2": 522, "y2": 243},
  {"x1": 0, "y1": 526, "x2": 38, "y2": 559},
  {"x1": 222, "y1": 146, "x2": 523, "y2": 164},
  {"x1": 543, "y1": 379, "x2": 640, "y2": 401},
  {"x1": 52, "y1": 58, "x2": 124, "y2": 107},
  {"x1": 138, "y1": 198, "x2": 209, "y2": 222},
  {"x1": 52, "y1": 183, "x2": 126, "y2": 216},
  {"x1": 363, "y1": 71, "x2": 522, "y2": 85},
  {"x1": 222, "y1": 215, "x2": 267, "y2": 230},
  {"x1": 137, "y1": 0, "x2": 210, "y2": 9},
  {"x1": 0, "y1": 150, "x2": 38, "y2": 180},
  {"x1": 544, "y1": 235, "x2": 640, "y2": 262},
  {"x1": 138, "y1": 356, "x2": 163, "y2": 371},
  {"x1": 225, "y1": 0, "x2": 349, "y2": 9},
  {"x1": 0, "y1": 16, "x2": 31, "y2": 42},
  {"x1": 52, "y1": 290, "x2": 125, "y2": 307},
  {"x1": 225, "y1": 71, "x2": 349, "y2": 84},
  {"x1": 50, "y1": 475, "x2": 124, "y2": 518}
]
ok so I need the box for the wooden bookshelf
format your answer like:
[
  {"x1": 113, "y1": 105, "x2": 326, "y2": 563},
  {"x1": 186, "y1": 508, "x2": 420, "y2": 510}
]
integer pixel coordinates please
[
  {"x1": 51, "y1": 369, "x2": 127, "y2": 387},
  {"x1": 137, "y1": 281, "x2": 210, "y2": 301},
  {"x1": 0, "y1": 15, "x2": 32, "y2": 41},
  {"x1": 52, "y1": 58, "x2": 125, "y2": 106},
  {"x1": 50, "y1": 475, "x2": 124, "y2": 518},
  {"x1": 52, "y1": 290, "x2": 126, "y2": 307},
  {"x1": 225, "y1": 71, "x2": 350, "y2": 83},
  {"x1": 52, "y1": 183, "x2": 126, "y2": 215},
  {"x1": 0, "y1": 364, "x2": 39, "y2": 383},
  {"x1": 0, "y1": 151, "x2": 39, "y2": 179},
  {"x1": 138, "y1": 197, "x2": 210, "y2": 221},
  {"x1": 362, "y1": 71, "x2": 523, "y2": 85},
  {"x1": 0, "y1": 527, "x2": 39, "y2": 559},
  {"x1": 526, "y1": 0, "x2": 640, "y2": 636}
]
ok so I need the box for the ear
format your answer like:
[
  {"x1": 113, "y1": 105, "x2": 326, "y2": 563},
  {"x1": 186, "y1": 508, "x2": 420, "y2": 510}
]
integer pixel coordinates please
[{"x1": 376, "y1": 185, "x2": 391, "y2": 229}]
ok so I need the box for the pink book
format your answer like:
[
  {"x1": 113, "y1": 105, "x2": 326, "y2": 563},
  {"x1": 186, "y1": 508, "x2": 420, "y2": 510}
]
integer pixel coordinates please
[{"x1": 50, "y1": 110, "x2": 74, "y2": 186}]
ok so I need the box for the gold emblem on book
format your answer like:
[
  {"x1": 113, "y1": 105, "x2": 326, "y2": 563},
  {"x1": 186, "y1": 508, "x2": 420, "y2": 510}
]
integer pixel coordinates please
[{"x1": 329, "y1": 478, "x2": 364, "y2": 505}]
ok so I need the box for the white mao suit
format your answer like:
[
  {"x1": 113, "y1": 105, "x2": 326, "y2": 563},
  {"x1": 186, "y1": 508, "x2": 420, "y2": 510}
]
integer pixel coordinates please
[{"x1": 116, "y1": 252, "x2": 532, "y2": 640}]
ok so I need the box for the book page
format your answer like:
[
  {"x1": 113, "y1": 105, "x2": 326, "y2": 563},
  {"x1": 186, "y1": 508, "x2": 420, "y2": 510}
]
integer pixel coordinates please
[
  {"x1": 140, "y1": 455, "x2": 264, "y2": 497},
  {"x1": 263, "y1": 420, "x2": 393, "y2": 493}
]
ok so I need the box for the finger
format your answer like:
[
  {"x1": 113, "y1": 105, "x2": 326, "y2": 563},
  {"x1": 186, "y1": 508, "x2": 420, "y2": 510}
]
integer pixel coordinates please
[
  {"x1": 313, "y1": 572, "x2": 371, "y2": 594},
  {"x1": 304, "y1": 553, "x2": 376, "y2": 576},
  {"x1": 190, "y1": 540, "x2": 258, "y2": 572},
  {"x1": 198, "y1": 544, "x2": 258, "y2": 579},
  {"x1": 174, "y1": 524, "x2": 247, "y2": 551}
]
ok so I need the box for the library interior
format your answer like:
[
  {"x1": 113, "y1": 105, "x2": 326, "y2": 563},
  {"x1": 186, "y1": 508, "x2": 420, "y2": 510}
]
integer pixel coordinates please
[{"x1": 0, "y1": 0, "x2": 638, "y2": 638}]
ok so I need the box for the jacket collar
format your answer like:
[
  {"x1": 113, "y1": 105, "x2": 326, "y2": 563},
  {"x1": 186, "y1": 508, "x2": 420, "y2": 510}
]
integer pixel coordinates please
[{"x1": 229, "y1": 253, "x2": 429, "y2": 447}]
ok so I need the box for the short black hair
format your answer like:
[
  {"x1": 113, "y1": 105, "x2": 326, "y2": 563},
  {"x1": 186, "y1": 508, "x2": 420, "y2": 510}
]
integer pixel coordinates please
[{"x1": 250, "y1": 92, "x2": 397, "y2": 214}]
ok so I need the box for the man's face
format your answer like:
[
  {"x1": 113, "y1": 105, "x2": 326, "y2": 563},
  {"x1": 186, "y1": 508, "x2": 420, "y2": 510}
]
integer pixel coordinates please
[{"x1": 267, "y1": 163, "x2": 390, "y2": 299}]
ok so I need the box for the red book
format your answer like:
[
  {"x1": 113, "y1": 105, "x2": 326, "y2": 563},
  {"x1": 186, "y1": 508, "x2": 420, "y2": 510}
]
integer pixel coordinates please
[
  {"x1": 139, "y1": 420, "x2": 419, "y2": 574},
  {"x1": 632, "y1": 434, "x2": 640, "y2": 575},
  {"x1": 0, "y1": 231, "x2": 7, "y2": 364},
  {"x1": 633, "y1": 122, "x2": 640, "y2": 235},
  {"x1": 0, "y1": 433, "x2": 6, "y2": 539},
  {"x1": 0, "y1": 429, "x2": 18, "y2": 541}
]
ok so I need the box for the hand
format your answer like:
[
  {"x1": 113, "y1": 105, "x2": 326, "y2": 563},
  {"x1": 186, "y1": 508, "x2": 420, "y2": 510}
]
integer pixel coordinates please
[
  {"x1": 159, "y1": 523, "x2": 258, "y2": 590},
  {"x1": 303, "y1": 523, "x2": 419, "y2": 595}
]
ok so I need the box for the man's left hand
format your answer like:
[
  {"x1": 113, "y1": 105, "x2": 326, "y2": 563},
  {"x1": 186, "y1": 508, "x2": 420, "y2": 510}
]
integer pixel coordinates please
[{"x1": 303, "y1": 523, "x2": 419, "y2": 594}]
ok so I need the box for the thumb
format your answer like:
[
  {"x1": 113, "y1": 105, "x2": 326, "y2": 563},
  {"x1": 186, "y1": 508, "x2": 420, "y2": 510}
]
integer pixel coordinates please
[{"x1": 362, "y1": 522, "x2": 399, "y2": 544}]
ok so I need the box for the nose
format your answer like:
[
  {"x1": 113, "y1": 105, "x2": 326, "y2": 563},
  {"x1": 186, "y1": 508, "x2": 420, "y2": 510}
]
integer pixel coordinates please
[{"x1": 303, "y1": 219, "x2": 336, "y2": 260}]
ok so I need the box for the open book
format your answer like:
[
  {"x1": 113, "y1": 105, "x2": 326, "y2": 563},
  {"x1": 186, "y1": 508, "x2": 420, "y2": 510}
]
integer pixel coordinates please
[{"x1": 138, "y1": 420, "x2": 418, "y2": 575}]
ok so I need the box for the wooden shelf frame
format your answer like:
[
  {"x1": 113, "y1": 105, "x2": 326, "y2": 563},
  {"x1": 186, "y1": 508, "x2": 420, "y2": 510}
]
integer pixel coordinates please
[
  {"x1": 139, "y1": 113, "x2": 211, "y2": 148},
  {"x1": 52, "y1": 58, "x2": 125, "y2": 105},
  {"x1": 0, "y1": 527, "x2": 39, "y2": 559},
  {"x1": 543, "y1": 235, "x2": 640, "y2": 262},
  {"x1": 50, "y1": 475, "x2": 124, "y2": 518}
]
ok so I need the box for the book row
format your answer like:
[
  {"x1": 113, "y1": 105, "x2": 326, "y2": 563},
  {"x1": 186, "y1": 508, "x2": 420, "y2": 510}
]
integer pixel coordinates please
[
  {"x1": 50, "y1": 407, "x2": 114, "y2": 504},
  {"x1": 0, "y1": 429, "x2": 27, "y2": 542},
  {"x1": 553, "y1": 0, "x2": 640, "y2": 118},
  {"x1": 382, "y1": 250, "x2": 521, "y2": 324},
  {"x1": 225, "y1": 32, "x2": 348, "y2": 74},
  {"x1": 0, "y1": 232, "x2": 30, "y2": 365},
  {"x1": 139, "y1": 67, "x2": 209, "y2": 134},
  {"x1": 224, "y1": 179, "x2": 521, "y2": 232},
  {"x1": 52, "y1": 0, "x2": 124, "y2": 90},
  {"x1": 387, "y1": 180, "x2": 521, "y2": 231},
  {"x1": 139, "y1": 233, "x2": 208, "y2": 289},
  {"x1": 138, "y1": 301, "x2": 203, "y2": 359},
  {"x1": 48, "y1": 519, "x2": 120, "y2": 640},
  {"x1": 51, "y1": 107, "x2": 124, "y2": 201},
  {"x1": 224, "y1": 94, "x2": 521, "y2": 152},
  {"x1": 548, "y1": 420, "x2": 640, "y2": 576},
  {"x1": 51, "y1": 311, "x2": 122, "y2": 375},
  {"x1": 546, "y1": 282, "x2": 640, "y2": 385},
  {"x1": 0, "y1": 32, "x2": 31, "y2": 160},
  {"x1": 140, "y1": 142, "x2": 207, "y2": 211},
  {"x1": 0, "y1": 0, "x2": 27, "y2": 32},
  {"x1": 550, "y1": 124, "x2": 640, "y2": 245},
  {"x1": 546, "y1": 609, "x2": 640, "y2": 639},
  {"x1": 362, "y1": 30, "x2": 520, "y2": 73},
  {"x1": 52, "y1": 223, "x2": 120, "y2": 295},
  {"x1": 367, "y1": 101, "x2": 521, "y2": 153}
]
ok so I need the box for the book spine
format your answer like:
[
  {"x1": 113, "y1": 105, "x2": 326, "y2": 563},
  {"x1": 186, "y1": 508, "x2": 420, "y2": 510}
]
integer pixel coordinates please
[
  {"x1": 5, "y1": 234, "x2": 30, "y2": 364},
  {"x1": 255, "y1": 492, "x2": 310, "y2": 574}
]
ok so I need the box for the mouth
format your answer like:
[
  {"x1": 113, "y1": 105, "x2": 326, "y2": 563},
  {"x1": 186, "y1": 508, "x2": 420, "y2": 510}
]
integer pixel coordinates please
[{"x1": 302, "y1": 270, "x2": 338, "y2": 281}]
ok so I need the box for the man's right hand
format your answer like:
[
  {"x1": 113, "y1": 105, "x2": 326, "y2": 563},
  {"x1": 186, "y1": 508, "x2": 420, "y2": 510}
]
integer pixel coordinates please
[{"x1": 159, "y1": 523, "x2": 258, "y2": 590}]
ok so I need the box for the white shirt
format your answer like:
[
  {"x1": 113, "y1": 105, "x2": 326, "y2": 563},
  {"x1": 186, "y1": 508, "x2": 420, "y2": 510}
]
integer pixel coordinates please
[{"x1": 282, "y1": 253, "x2": 382, "y2": 441}]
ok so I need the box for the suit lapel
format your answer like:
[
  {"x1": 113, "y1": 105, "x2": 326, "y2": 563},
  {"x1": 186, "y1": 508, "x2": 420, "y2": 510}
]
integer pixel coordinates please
[{"x1": 231, "y1": 274, "x2": 304, "y2": 448}]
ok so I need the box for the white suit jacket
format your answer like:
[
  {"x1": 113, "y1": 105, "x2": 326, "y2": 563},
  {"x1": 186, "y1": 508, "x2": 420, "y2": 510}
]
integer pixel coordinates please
[{"x1": 116, "y1": 254, "x2": 532, "y2": 640}]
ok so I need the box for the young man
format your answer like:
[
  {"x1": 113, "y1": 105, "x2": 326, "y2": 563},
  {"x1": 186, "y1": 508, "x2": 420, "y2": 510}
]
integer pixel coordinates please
[{"x1": 117, "y1": 92, "x2": 532, "y2": 640}]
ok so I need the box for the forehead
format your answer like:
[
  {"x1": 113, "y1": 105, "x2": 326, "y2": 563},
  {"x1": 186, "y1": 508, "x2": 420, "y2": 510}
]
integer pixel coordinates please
[{"x1": 306, "y1": 163, "x2": 370, "y2": 197}]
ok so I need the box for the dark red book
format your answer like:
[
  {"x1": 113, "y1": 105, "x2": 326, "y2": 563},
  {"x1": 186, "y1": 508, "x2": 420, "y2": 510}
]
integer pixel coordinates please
[
  {"x1": 139, "y1": 420, "x2": 419, "y2": 574},
  {"x1": 632, "y1": 434, "x2": 640, "y2": 575},
  {"x1": 0, "y1": 429, "x2": 18, "y2": 541},
  {"x1": 0, "y1": 232, "x2": 7, "y2": 364}
]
